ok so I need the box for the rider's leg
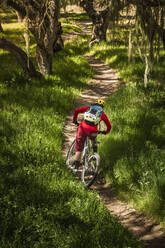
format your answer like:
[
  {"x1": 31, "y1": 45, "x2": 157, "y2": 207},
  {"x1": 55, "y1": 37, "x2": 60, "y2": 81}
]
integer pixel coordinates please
[
  {"x1": 74, "y1": 151, "x2": 82, "y2": 162},
  {"x1": 73, "y1": 125, "x2": 86, "y2": 168}
]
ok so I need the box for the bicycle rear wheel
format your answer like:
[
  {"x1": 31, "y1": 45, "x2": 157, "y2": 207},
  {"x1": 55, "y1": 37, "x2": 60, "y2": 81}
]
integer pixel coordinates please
[
  {"x1": 66, "y1": 139, "x2": 76, "y2": 169},
  {"x1": 81, "y1": 153, "x2": 100, "y2": 187}
]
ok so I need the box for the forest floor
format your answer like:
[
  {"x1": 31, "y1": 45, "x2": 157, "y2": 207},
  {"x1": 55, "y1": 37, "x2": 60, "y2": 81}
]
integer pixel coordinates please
[{"x1": 62, "y1": 23, "x2": 165, "y2": 248}]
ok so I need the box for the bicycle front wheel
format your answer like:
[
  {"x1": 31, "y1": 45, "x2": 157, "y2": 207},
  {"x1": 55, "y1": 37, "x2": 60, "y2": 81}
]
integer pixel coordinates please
[
  {"x1": 66, "y1": 139, "x2": 76, "y2": 169},
  {"x1": 81, "y1": 153, "x2": 100, "y2": 187}
]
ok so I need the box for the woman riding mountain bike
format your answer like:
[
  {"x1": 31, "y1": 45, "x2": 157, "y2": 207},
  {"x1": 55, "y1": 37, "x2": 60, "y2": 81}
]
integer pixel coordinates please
[
  {"x1": 66, "y1": 128, "x2": 105, "y2": 187},
  {"x1": 72, "y1": 99, "x2": 112, "y2": 171}
]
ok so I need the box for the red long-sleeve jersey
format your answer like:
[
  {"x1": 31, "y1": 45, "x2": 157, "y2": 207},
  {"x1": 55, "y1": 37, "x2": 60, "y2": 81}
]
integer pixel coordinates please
[{"x1": 73, "y1": 106, "x2": 111, "y2": 134}]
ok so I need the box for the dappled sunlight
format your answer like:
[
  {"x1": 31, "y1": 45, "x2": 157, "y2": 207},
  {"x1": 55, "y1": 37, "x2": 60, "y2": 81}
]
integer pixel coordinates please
[
  {"x1": 1, "y1": 7, "x2": 164, "y2": 247},
  {"x1": 62, "y1": 56, "x2": 121, "y2": 158},
  {"x1": 99, "y1": 85, "x2": 165, "y2": 230},
  {"x1": 96, "y1": 184, "x2": 165, "y2": 248}
]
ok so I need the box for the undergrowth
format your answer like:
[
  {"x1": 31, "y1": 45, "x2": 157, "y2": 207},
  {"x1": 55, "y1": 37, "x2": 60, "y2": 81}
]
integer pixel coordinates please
[
  {"x1": 91, "y1": 42, "x2": 165, "y2": 226},
  {"x1": 0, "y1": 11, "x2": 143, "y2": 248}
]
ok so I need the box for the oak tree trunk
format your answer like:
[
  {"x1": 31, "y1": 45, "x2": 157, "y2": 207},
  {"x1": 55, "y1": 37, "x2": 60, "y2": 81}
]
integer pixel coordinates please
[
  {"x1": 128, "y1": 29, "x2": 133, "y2": 63},
  {"x1": 0, "y1": 37, "x2": 39, "y2": 78},
  {"x1": 80, "y1": 0, "x2": 109, "y2": 46},
  {"x1": 7, "y1": 0, "x2": 63, "y2": 75},
  {"x1": 27, "y1": 0, "x2": 63, "y2": 75},
  {"x1": 31, "y1": 20, "x2": 63, "y2": 75},
  {"x1": 36, "y1": 45, "x2": 53, "y2": 75},
  {"x1": 15, "y1": 10, "x2": 24, "y2": 23},
  {"x1": 90, "y1": 11, "x2": 109, "y2": 46},
  {"x1": 0, "y1": 20, "x2": 4, "y2": 32}
]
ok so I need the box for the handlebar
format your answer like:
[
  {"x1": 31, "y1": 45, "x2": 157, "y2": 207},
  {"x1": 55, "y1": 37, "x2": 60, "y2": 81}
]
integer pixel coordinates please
[
  {"x1": 97, "y1": 131, "x2": 106, "y2": 135},
  {"x1": 73, "y1": 121, "x2": 106, "y2": 135},
  {"x1": 73, "y1": 120, "x2": 79, "y2": 126}
]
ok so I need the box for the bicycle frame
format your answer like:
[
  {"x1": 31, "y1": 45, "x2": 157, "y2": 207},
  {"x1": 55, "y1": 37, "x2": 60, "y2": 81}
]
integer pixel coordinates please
[
  {"x1": 81, "y1": 136, "x2": 100, "y2": 187},
  {"x1": 66, "y1": 125, "x2": 104, "y2": 187},
  {"x1": 82, "y1": 137, "x2": 90, "y2": 165}
]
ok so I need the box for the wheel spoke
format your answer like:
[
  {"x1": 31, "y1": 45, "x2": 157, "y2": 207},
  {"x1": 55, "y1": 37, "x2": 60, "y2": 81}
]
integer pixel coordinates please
[
  {"x1": 66, "y1": 140, "x2": 76, "y2": 168},
  {"x1": 67, "y1": 139, "x2": 100, "y2": 187},
  {"x1": 81, "y1": 154, "x2": 100, "y2": 187}
]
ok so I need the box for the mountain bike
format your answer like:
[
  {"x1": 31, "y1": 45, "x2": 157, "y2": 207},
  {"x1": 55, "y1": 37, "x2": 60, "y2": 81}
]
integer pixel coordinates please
[{"x1": 66, "y1": 127, "x2": 105, "y2": 187}]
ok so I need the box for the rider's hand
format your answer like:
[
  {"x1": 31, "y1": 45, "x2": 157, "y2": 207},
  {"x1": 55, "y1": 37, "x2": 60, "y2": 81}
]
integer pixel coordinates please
[
  {"x1": 73, "y1": 120, "x2": 79, "y2": 126},
  {"x1": 98, "y1": 131, "x2": 106, "y2": 135}
]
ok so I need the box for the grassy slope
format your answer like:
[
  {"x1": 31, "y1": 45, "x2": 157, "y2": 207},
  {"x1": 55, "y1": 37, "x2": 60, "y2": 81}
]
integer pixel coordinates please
[
  {"x1": 0, "y1": 11, "x2": 142, "y2": 248},
  {"x1": 89, "y1": 41, "x2": 165, "y2": 226}
]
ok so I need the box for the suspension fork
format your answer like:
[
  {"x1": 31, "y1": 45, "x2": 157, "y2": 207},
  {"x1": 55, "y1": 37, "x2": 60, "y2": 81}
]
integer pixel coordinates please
[{"x1": 82, "y1": 137, "x2": 90, "y2": 166}]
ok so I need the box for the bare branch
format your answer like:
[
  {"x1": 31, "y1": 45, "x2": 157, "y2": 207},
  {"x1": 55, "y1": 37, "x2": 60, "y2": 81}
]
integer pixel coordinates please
[{"x1": 0, "y1": 37, "x2": 39, "y2": 77}]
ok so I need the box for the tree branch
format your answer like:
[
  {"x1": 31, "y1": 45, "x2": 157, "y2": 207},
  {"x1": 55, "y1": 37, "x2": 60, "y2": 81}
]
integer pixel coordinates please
[
  {"x1": 128, "y1": 0, "x2": 165, "y2": 7},
  {"x1": 6, "y1": 0, "x2": 26, "y2": 18},
  {"x1": 0, "y1": 37, "x2": 40, "y2": 78}
]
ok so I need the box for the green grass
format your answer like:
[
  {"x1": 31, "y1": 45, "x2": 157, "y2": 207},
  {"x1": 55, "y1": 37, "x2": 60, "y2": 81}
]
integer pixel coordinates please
[
  {"x1": 62, "y1": 22, "x2": 82, "y2": 34},
  {"x1": 0, "y1": 12, "x2": 143, "y2": 248},
  {"x1": 61, "y1": 12, "x2": 90, "y2": 22},
  {"x1": 90, "y1": 40, "x2": 165, "y2": 225},
  {"x1": 0, "y1": 8, "x2": 17, "y2": 23},
  {"x1": 89, "y1": 42, "x2": 165, "y2": 85},
  {"x1": 99, "y1": 85, "x2": 165, "y2": 225}
]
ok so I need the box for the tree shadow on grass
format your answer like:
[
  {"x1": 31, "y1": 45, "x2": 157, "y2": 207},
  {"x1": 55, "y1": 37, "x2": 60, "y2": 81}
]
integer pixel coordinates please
[
  {"x1": 0, "y1": 166, "x2": 93, "y2": 246},
  {"x1": 100, "y1": 106, "x2": 164, "y2": 183},
  {"x1": 0, "y1": 115, "x2": 92, "y2": 246},
  {"x1": 0, "y1": 11, "x2": 17, "y2": 24},
  {"x1": 0, "y1": 127, "x2": 137, "y2": 248},
  {"x1": 61, "y1": 12, "x2": 90, "y2": 22},
  {"x1": 0, "y1": 52, "x2": 92, "y2": 118},
  {"x1": 0, "y1": 113, "x2": 142, "y2": 248}
]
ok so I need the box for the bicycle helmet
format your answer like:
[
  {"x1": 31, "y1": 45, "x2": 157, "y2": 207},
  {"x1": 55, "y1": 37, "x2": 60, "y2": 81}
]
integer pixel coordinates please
[{"x1": 95, "y1": 99, "x2": 105, "y2": 108}]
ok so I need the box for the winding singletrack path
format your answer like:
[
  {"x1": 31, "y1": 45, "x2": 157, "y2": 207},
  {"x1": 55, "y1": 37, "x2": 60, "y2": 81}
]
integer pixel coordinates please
[{"x1": 62, "y1": 55, "x2": 165, "y2": 248}]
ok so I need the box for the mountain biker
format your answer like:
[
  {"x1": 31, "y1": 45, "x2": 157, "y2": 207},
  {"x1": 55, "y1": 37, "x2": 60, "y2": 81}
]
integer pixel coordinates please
[{"x1": 72, "y1": 99, "x2": 111, "y2": 170}]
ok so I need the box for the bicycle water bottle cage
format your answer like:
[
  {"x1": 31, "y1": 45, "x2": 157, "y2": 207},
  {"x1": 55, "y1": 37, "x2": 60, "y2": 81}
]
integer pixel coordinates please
[{"x1": 84, "y1": 105, "x2": 102, "y2": 125}]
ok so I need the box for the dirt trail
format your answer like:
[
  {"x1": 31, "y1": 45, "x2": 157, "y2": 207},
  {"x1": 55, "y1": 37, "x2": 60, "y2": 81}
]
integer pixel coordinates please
[
  {"x1": 62, "y1": 19, "x2": 165, "y2": 247},
  {"x1": 62, "y1": 56, "x2": 120, "y2": 156},
  {"x1": 62, "y1": 55, "x2": 165, "y2": 248}
]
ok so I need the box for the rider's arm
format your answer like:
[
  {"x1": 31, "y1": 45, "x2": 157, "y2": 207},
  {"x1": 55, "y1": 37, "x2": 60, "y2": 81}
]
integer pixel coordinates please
[
  {"x1": 73, "y1": 106, "x2": 89, "y2": 122},
  {"x1": 101, "y1": 112, "x2": 112, "y2": 134}
]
